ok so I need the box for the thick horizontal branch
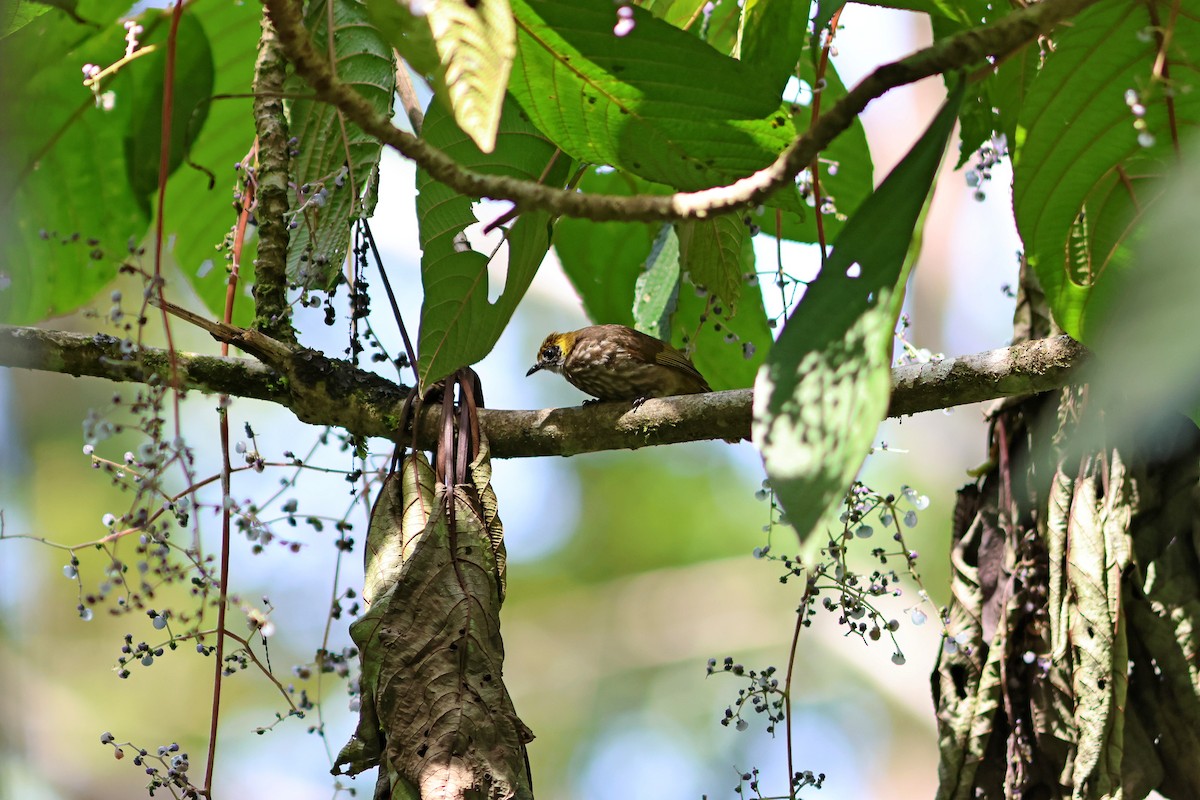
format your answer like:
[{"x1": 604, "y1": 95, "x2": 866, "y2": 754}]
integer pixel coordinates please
[
  {"x1": 1, "y1": 324, "x2": 1086, "y2": 457},
  {"x1": 261, "y1": 0, "x2": 1097, "y2": 223}
]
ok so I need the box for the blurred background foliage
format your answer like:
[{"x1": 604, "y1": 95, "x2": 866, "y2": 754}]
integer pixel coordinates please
[{"x1": 0, "y1": 7, "x2": 1025, "y2": 800}]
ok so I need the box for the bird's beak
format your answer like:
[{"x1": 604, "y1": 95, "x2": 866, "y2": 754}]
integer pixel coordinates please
[{"x1": 525, "y1": 363, "x2": 541, "y2": 377}]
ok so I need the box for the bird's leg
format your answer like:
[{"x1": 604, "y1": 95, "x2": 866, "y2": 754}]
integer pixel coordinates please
[{"x1": 631, "y1": 396, "x2": 648, "y2": 410}]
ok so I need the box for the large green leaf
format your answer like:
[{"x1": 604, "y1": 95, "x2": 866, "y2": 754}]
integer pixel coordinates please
[
  {"x1": 2, "y1": 0, "x2": 51, "y2": 36},
  {"x1": 0, "y1": 0, "x2": 147, "y2": 323},
  {"x1": 284, "y1": 0, "x2": 394, "y2": 290},
  {"x1": 122, "y1": 10, "x2": 213, "y2": 214},
  {"x1": 416, "y1": 95, "x2": 572, "y2": 390},
  {"x1": 1013, "y1": 0, "x2": 1200, "y2": 340},
  {"x1": 509, "y1": 0, "x2": 805, "y2": 212},
  {"x1": 160, "y1": 0, "x2": 261, "y2": 326},
  {"x1": 753, "y1": 80, "x2": 963, "y2": 543}
]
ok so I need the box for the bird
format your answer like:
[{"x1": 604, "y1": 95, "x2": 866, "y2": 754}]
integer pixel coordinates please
[{"x1": 526, "y1": 324, "x2": 711, "y2": 405}]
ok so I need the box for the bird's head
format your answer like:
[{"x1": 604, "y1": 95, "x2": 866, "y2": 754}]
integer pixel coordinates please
[{"x1": 526, "y1": 331, "x2": 577, "y2": 376}]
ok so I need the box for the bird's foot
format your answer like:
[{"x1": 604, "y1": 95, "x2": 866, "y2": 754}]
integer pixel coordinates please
[{"x1": 631, "y1": 396, "x2": 648, "y2": 410}]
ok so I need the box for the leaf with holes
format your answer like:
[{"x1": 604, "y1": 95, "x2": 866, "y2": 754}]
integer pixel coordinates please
[
  {"x1": 1013, "y1": 0, "x2": 1200, "y2": 340},
  {"x1": 676, "y1": 213, "x2": 751, "y2": 312},
  {"x1": 753, "y1": 80, "x2": 962, "y2": 543},
  {"x1": 416, "y1": 95, "x2": 572, "y2": 391},
  {"x1": 284, "y1": 0, "x2": 394, "y2": 290},
  {"x1": 509, "y1": 0, "x2": 805, "y2": 213}
]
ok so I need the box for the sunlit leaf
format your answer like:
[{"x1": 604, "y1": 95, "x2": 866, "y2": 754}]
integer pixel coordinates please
[
  {"x1": 631, "y1": 224, "x2": 679, "y2": 340},
  {"x1": 427, "y1": 0, "x2": 515, "y2": 152},
  {"x1": 753, "y1": 80, "x2": 963, "y2": 543}
]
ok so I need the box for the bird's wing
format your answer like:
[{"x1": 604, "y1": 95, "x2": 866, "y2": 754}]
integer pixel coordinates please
[{"x1": 655, "y1": 348, "x2": 709, "y2": 385}]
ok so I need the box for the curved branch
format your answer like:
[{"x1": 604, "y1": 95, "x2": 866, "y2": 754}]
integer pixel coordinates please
[
  {"x1": 0, "y1": 324, "x2": 1087, "y2": 457},
  {"x1": 261, "y1": 0, "x2": 1098, "y2": 223}
]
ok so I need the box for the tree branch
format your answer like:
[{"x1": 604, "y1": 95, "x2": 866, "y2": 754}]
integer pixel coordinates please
[
  {"x1": 261, "y1": 0, "x2": 1098, "y2": 223},
  {"x1": 0, "y1": 324, "x2": 1086, "y2": 457},
  {"x1": 251, "y1": 15, "x2": 298, "y2": 343}
]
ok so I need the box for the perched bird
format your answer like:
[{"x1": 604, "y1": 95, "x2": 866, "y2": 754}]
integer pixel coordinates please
[{"x1": 526, "y1": 324, "x2": 711, "y2": 404}]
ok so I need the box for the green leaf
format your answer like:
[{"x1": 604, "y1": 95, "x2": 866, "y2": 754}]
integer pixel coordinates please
[
  {"x1": 416, "y1": 95, "x2": 572, "y2": 390},
  {"x1": 631, "y1": 224, "x2": 679, "y2": 340},
  {"x1": 284, "y1": 0, "x2": 394, "y2": 289},
  {"x1": 671, "y1": 262, "x2": 770, "y2": 392},
  {"x1": 552, "y1": 167, "x2": 663, "y2": 327},
  {"x1": 676, "y1": 213, "x2": 751, "y2": 312},
  {"x1": 0, "y1": 4, "x2": 147, "y2": 323},
  {"x1": 122, "y1": 11, "x2": 213, "y2": 213},
  {"x1": 1013, "y1": 1, "x2": 1200, "y2": 339},
  {"x1": 426, "y1": 0, "x2": 515, "y2": 153},
  {"x1": 734, "y1": 0, "x2": 810, "y2": 97},
  {"x1": 509, "y1": 0, "x2": 804, "y2": 211},
  {"x1": 753, "y1": 79, "x2": 963, "y2": 543},
  {"x1": 2, "y1": 0, "x2": 51, "y2": 37},
  {"x1": 160, "y1": 0, "x2": 261, "y2": 326}
]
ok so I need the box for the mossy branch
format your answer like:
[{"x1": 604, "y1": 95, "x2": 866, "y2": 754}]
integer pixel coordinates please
[{"x1": 0, "y1": 323, "x2": 1087, "y2": 457}]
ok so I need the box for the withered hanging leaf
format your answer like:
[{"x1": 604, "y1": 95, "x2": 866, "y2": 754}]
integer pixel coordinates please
[
  {"x1": 467, "y1": 435, "x2": 506, "y2": 601},
  {"x1": 336, "y1": 439, "x2": 529, "y2": 800},
  {"x1": 363, "y1": 453, "x2": 437, "y2": 607},
  {"x1": 1065, "y1": 453, "x2": 1131, "y2": 797}
]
